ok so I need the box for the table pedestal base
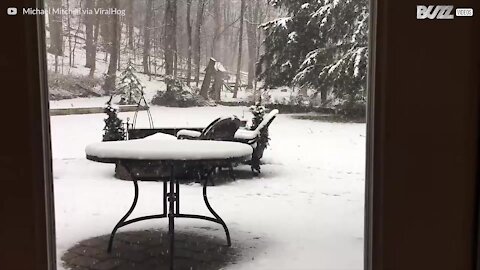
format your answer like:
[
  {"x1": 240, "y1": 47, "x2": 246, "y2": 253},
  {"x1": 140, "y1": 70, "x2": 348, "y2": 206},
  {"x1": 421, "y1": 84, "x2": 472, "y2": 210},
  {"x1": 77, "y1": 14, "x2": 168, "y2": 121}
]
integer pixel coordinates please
[{"x1": 107, "y1": 164, "x2": 231, "y2": 270}]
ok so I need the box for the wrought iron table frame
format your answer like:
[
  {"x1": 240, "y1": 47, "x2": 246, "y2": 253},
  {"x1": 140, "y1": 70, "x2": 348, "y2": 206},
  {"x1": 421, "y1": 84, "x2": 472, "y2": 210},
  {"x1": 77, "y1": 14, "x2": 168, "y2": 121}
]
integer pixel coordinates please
[{"x1": 86, "y1": 156, "x2": 247, "y2": 270}]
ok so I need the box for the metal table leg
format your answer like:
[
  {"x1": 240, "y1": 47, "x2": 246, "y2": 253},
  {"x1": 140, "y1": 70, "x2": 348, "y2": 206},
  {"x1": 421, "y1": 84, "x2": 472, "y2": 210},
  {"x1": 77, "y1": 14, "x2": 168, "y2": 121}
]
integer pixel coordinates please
[
  {"x1": 107, "y1": 163, "x2": 169, "y2": 253},
  {"x1": 107, "y1": 163, "x2": 139, "y2": 253},
  {"x1": 203, "y1": 171, "x2": 231, "y2": 246},
  {"x1": 168, "y1": 164, "x2": 176, "y2": 270},
  {"x1": 106, "y1": 162, "x2": 231, "y2": 269}
]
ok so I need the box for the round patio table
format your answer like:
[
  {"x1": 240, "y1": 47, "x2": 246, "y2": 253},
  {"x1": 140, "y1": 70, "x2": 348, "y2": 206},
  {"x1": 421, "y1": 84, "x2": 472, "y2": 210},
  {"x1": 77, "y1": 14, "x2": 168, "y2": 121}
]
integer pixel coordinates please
[{"x1": 85, "y1": 139, "x2": 253, "y2": 270}]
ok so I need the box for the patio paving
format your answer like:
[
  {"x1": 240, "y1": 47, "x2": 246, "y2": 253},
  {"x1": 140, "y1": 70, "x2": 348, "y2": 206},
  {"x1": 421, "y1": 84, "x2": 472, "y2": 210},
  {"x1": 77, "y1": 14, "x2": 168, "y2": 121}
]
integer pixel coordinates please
[{"x1": 61, "y1": 229, "x2": 242, "y2": 270}]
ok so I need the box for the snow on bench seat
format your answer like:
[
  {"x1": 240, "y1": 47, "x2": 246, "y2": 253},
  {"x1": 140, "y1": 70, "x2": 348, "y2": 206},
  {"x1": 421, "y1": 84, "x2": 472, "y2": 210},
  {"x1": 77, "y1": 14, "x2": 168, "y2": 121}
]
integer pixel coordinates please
[
  {"x1": 234, "y1": 129, "x2": 259, "y2": 140},
  {"x1": 233, "y1": 109, "x2": 279, "y2": 141},
  {"x1": 176, "y1": 129, "x2": 202, "y2": 138},
  {"x1": 86, "y1": 140, "x2": 253, "y2": 161}
]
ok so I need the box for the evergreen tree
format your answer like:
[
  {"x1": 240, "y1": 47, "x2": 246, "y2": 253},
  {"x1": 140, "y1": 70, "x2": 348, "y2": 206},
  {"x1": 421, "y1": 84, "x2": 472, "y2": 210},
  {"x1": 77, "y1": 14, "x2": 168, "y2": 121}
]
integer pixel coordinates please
[
  {"x1": 257, "y1": 6, "x2": 318, "y2": 88},
  {"x1": 102, "y1": 98, "x2": 126, "y2": 141},
  {"x1": 118, "y1": 60, "x2": 145, "y2": 105},
  {"x1": 259, "y1": 0, "x2": 369, "y2": 117}
]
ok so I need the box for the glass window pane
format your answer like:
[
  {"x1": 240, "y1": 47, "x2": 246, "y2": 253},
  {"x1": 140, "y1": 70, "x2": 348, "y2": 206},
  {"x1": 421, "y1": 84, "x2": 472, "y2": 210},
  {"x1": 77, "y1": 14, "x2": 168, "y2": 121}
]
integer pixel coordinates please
[{"x1": 42, "y1": 1, "x2": 370, "y2": 269}]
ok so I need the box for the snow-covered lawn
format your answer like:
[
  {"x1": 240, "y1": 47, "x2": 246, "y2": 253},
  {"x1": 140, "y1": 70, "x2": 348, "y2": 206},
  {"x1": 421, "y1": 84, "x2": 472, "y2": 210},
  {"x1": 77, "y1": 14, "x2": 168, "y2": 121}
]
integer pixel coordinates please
[{"x1": 51, "y1": 104, "x2": 365, "y2": 270}]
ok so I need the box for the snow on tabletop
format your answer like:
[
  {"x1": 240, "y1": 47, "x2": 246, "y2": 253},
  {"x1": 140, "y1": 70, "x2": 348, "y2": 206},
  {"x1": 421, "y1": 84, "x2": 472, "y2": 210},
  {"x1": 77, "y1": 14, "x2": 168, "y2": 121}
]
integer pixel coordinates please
[
  {"x1": 86, "y1": 140, "x2": 253, "y2": 161},
  {"x1": 141, "y1": 132, "x2": 177, "y2": 141}
]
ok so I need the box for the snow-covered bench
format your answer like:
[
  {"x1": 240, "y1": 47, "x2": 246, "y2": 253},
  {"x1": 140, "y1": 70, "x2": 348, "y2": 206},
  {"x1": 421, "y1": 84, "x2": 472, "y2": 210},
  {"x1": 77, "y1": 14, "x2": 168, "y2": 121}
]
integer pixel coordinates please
[
  {"x1": 177, "y1": 116, "x2": 242, "y2": 141},
  {"x1": 177, "y1": 109, "x2": 278, "y2": 144},
  {"x1": 177, "y1": 110, "x2": 278, "y2": 143},
  {"x1": 176, "y1": 109, "x2": 279, "y2": 173}
]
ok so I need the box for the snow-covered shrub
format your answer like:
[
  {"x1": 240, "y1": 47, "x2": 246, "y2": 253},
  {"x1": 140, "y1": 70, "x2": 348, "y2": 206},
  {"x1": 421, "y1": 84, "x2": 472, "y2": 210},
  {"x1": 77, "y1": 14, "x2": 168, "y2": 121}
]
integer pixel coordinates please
[
  {"x1": 151, "y1": 77, "x2": 214, "y2": 107},
  {"x1": 334, "y1": 92, "x2": 366, "y2": 119},
  {"x1": 290, "y1": 93, "x2": 311, "y2": 107},
  {"x1": 48, "y1": 72, "x2": 103, "y2": 100},
  {"x1": 190, "y1": 85, "x2": 201, "y2": 95},
  {"x1": 260, "y1": 89, "x2": 272, "y2": 104}
]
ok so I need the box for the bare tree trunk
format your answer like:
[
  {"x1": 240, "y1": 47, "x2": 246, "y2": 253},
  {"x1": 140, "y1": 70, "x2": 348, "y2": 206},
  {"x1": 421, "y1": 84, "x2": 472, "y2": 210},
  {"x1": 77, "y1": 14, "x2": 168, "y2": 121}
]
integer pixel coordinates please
[
  {"x1": 99, "y1": 0, "x2": 112, "y2": 65},
  {"x1": 66, "y1": 0, "x2": 72, "y2": 67},
  {"x1": 223, "y1": 0, "x2": 231, "y2": 69},
  {"x1": 246, "y1": 0, "x2": 259, "y2": 89},
  {"x1": 103, "y1": 0, "x2": 119, "y2": 93},
  {"x1": 173, "y1": 2, "x2": 178, "y2": 80},
  {"x1": 164, "y1": 0, "x2": 177, "y2": 91},
  {"x1": 71, "y1": 11, "x2": 83, "y2": 67},
  {"x1": 117, "y1": 17, "x2": 122, "y2": 71},
  {"x1": 127, "y1": 0, "x2": 134, "y2": 49},
  {"x1": 85, "y1": 0, "x2": 95, "y2": 67},
  {"x1": 89, "y1": 5, "x2": 101, "y2": 77},
  {"x1": 61, "y1": 41, "x2": 65, "y2": 74},
  {"x1": 186, "y1": 0, "x2": 193, "y2": 85},
  {"x1": 194, "y1": 0, "x2": 206, "y2": 86},
  {"x1": 133, "y1": 32, "x2": 137, "y2": 62},
  {"x1": 213, "y1": 0, "x2": 224, "y2": 62},
  {"x1": 230, "y1": 27, "x2": 238, "y2": 75},
  {"x1": 253, "y1": 32, "x2": 260, "y2": 99},
  {"x1": 143, "y1": 0, "x2": 153, "y2": 75},
  {"x1": 147, "y1": 0, "x2": 153, "y2": 82},
  {"x1": 48, "y1": 0, "x2": 63, "y2": 56},
  {"x1": 55, "y1": 55, "x2": 59, "y2": 73},
  {"x1": 200, "y1": 58, "x2": 215, "y2": 99},
  {"x1": 152, "y1": 2, "x2": 157, "y2": 76},
  {"x1": 174, "y1": 43, "x2": 178, "y2": 79},
  {"x1": 213, "y1": 69, "x2": 223, "y2": 101},
  {"x1": 254, "y1": 0, "x2": 264, "y2": 99},
  {"x1": 320, "y1": 89, "x2": 328, "y2": 105},
  {"x1": 233, "y1": 0, "x2": 246, "y2": 98},
  {"x1": 152, "y1": 1, "x2": 165, "y2": 77}
]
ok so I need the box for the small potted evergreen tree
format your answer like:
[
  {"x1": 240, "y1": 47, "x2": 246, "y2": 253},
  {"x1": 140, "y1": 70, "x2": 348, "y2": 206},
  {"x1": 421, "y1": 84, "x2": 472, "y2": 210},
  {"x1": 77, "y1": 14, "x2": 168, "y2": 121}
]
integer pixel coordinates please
[{"x1": 102, "y1": 97, "x2": 125, "y2": 141}]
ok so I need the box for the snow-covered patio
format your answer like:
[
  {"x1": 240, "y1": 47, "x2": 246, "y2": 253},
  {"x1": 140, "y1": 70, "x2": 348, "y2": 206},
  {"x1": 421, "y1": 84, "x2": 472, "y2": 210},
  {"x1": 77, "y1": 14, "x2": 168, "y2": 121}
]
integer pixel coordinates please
[{"x1": 51, "y1": 104, "x2": 365, "y2": 270}]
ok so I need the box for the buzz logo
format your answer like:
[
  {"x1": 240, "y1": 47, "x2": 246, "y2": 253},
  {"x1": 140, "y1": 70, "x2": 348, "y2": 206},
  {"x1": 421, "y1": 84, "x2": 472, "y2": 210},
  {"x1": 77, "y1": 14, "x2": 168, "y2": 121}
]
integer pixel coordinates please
[{"x1": 417, "y1": 5, "x2": 454, "y2": 19}]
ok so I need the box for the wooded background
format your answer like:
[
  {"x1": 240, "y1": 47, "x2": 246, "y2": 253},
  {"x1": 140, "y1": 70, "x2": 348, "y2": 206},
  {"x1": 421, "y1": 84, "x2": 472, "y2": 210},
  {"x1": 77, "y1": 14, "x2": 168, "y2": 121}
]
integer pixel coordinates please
[{"x1": 46, "y1": 0, "x2": 274, "y2": 94}]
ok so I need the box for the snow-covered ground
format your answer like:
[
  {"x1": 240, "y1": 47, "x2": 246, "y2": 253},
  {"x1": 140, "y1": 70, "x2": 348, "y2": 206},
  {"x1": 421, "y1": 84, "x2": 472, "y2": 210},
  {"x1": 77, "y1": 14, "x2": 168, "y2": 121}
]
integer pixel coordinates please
[
  {"x1": 45, "y1": 7, "x2": 365, "y2": 269},
  {"x1": 51, "y1": 103, "x2": 365, "y2": 270}
]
